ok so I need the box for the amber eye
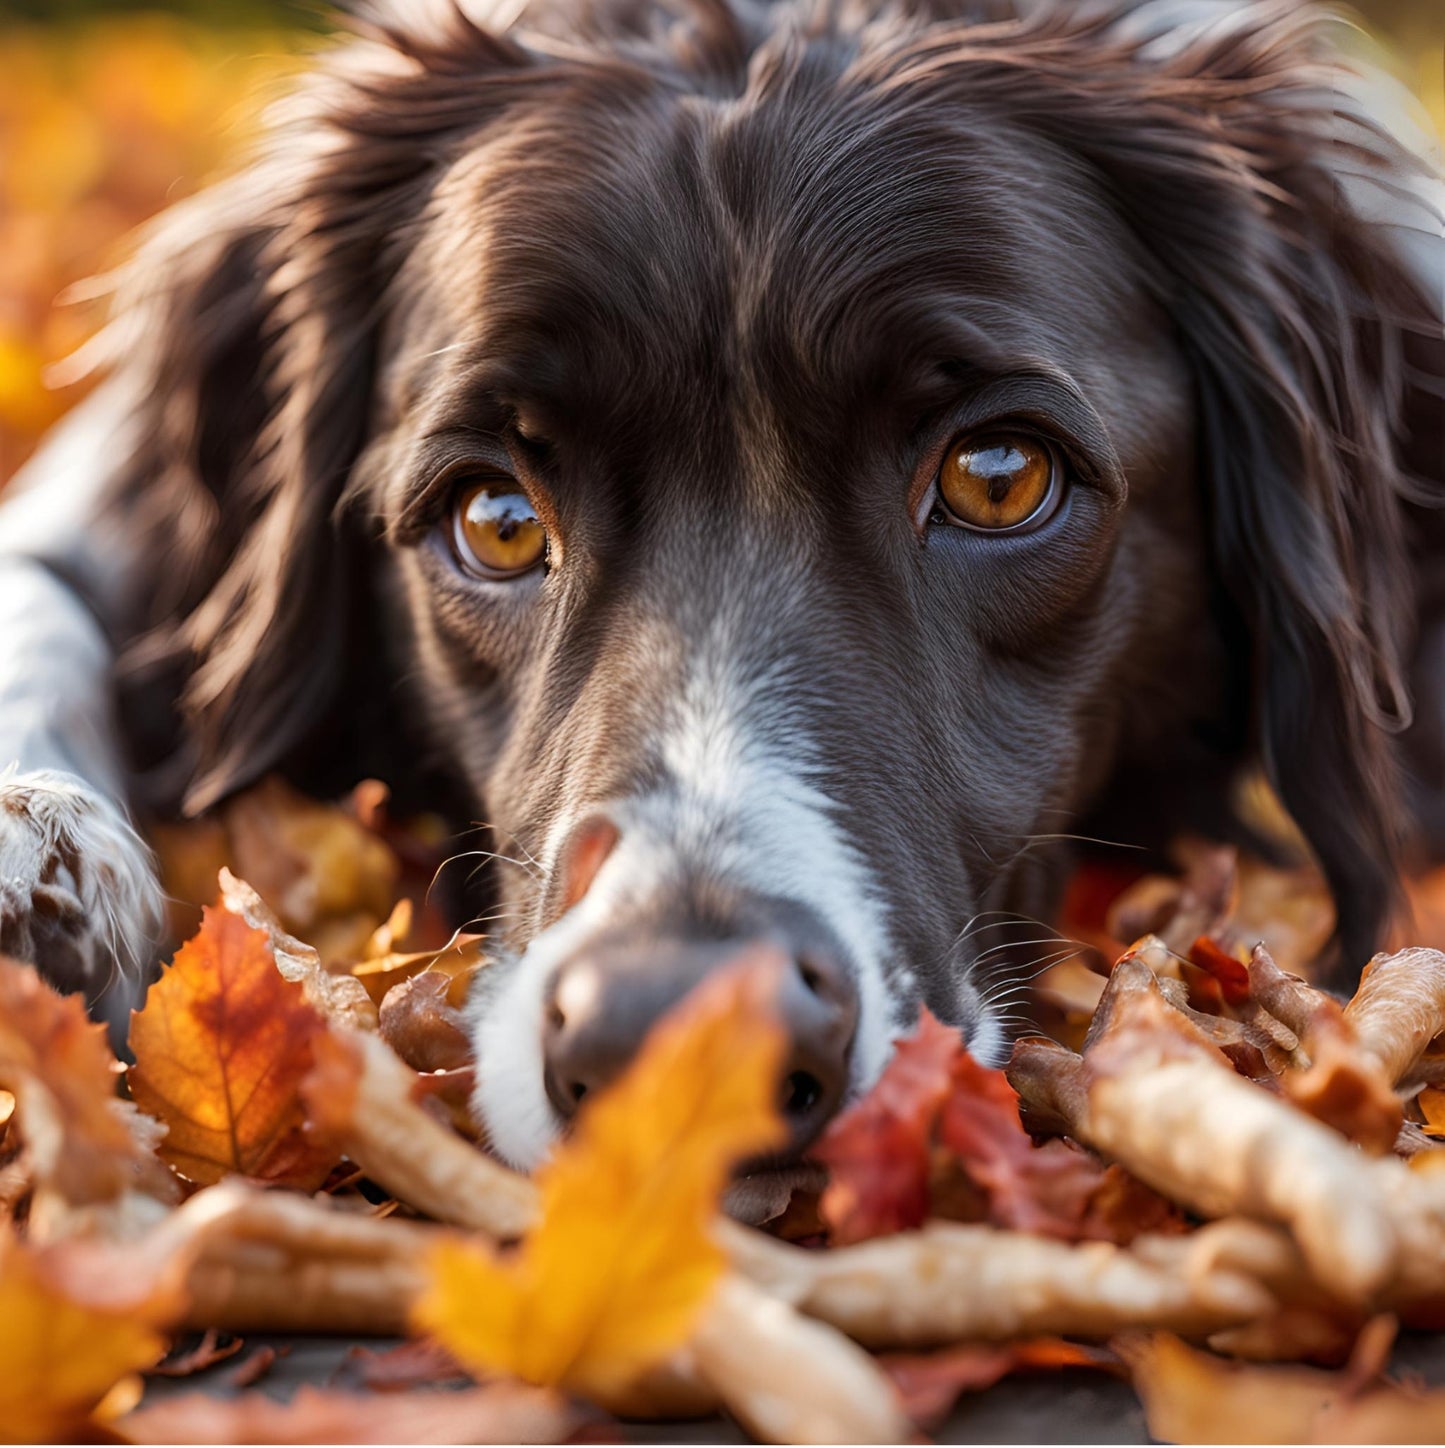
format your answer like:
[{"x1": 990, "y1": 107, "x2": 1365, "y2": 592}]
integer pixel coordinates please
[
  {"x1": 452, "y1": 482, "x2": 547, "y2": 578},
  {"x1": 936, "y1": 433, "x2": 1058, "y2": 532}
]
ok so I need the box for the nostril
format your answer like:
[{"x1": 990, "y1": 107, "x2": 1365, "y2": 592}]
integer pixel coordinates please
[
  {"x1": 782, "y1": 1068, "x2": 824, "y2": 1119},
  {"x1": 569, "y1": 1080, "x2": 588, "y2": 1106}
]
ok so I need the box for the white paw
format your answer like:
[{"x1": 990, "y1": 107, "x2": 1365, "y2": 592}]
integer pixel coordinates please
[{"x1": 0, "y1": 767, "x2": 163, "y2": 1001}]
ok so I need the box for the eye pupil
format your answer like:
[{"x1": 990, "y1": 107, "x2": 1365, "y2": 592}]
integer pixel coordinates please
[
  {"x1": 936, "y1": 432, "x2": 1056, "y2": 532},
  {"x1": 453, "y1": 482, "x2": 547, "y2": 578}
]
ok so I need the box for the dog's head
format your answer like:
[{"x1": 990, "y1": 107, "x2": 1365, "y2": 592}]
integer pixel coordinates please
[{"x1": 108, "y1": 0, "x2": 1443, "y2": 1171}]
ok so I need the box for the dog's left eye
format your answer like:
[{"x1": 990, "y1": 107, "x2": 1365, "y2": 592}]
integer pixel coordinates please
[
  {"x1": 452, "y1": 482, "x2": 547, "y2": 578},
  {"x1": 932, "y1": 432, "x2": 1060, "y2": 533}
]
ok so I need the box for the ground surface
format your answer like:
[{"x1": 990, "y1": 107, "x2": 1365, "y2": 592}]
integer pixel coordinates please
[{"x1": 143, "y1": 1330, "x2": 1445, "y2": 1442}]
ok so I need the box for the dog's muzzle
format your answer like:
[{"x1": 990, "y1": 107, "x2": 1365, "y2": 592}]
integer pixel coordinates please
[{"x1": 539, "y1": 814, "x2": 860, "y2": 1155}]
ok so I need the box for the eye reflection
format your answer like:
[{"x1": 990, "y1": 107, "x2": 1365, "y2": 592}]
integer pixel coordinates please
[
  {"x1": 452, "y1": 482, "x2": 547, "y2": 578},
  {"x1": 936, "y1": 433, "x2": 1057, "y2": 532}
]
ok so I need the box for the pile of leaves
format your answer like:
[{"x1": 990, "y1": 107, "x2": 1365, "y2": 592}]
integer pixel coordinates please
[{"x1": 4, "y1": 779, "x2": 1445, "y2": 1443}]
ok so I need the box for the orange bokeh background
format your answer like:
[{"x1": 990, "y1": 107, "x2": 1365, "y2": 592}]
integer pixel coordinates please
[
  {"x1": 0, "y1": 18, "x2": 301, "y2": 480},
  {"x1": 0, "y1": 4, "x2": 1440, "y2": 485}
]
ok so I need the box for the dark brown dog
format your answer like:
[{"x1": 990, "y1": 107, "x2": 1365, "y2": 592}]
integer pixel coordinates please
[{"x1": 0, "y1": 0, "x2": 1441, "y2": 1178}]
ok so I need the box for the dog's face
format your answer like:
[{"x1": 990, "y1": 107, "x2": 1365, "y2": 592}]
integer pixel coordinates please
[
  {"x1": 118, "y1": 1, "x2": 1440, "y2": 1176},
  {"x1": 358, "y1": 39, "x2": 1218, "y2": 1168}
]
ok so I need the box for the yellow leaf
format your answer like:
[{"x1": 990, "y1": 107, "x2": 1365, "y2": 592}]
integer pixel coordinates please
[
  {"x1": 128, "y1": 905, "x2": 339, "y2": 1188},
  {"x1": 414, "y1": 959, "x2": 787, "y2": 1398},
  {"x1": 1419, "y1": 1086, "x2": 1445, "y2": 1135},
  {"x1": 0, "y1": 957, "x2": 153, "y2": 1206},
  {"x1": 0, "y1": 1230, "x2": 166, "y2": 1442}
]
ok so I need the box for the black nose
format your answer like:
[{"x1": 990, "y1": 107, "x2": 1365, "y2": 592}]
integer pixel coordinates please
[{"x1": 542, "y1": 936, "x2": 858, "y2": 1153}]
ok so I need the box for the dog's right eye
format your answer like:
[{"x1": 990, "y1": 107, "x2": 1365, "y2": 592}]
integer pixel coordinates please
[{"x1": 451, "y1": 482, "x2": 547, "y2": 579}]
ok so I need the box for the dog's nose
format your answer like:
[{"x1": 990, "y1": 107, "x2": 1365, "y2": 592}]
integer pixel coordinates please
[{"x1": 542, "y1": 937, "x2": 858, "y2": 1151}]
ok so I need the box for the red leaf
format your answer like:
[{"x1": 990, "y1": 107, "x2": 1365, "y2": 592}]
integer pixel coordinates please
[
  {"x1": 1189, "y1": 935, "x2": 1252, "y2": 1006},
  {"x1": 813, "y1": 1010, "x2": 962, "y2": 1244},
  {"x1": 882, "y1": 1339, "x2": 1118, "y2": 1427},
  {"x1": 938, "y1": 1052, "x2": 1105, "y2": 1238},
  {"x1": 337, "y1": 1340, "x2": 469, "y2": 1393},
  {"x1": 817, "y1": 1009, "x2": 1134, "y2": 1244}
]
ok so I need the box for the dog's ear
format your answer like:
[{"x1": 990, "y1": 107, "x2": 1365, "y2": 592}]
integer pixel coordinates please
[
  {"x1": 897, "y1": 5, "x2": 1439, "y2": 965},
  {"x1": 103, "y1": 9, "x2": 530, "y2": 813},
  {"x1": 1006, "y1": 3, "x2": 1443, "y2": 969}
]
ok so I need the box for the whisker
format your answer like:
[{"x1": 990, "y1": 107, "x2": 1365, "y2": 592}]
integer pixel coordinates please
[{"x1": 970, "y1": 933, "x2": 1071, "y2": 963}]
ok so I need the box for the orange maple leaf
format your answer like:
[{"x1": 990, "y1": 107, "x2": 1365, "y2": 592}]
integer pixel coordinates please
[
  {"x1": 0, "y1": 1229, "x2": 168, "y2": 1442},
  {"x1": 413, "y1": 958, "x2": 787, "y2": 1399},
  {"x1": 128, "y1": 905, "x2": 339, "y2": 1188},
  {"x1": 0, "y1": 956, "x2": 154, "y2": 1205}
]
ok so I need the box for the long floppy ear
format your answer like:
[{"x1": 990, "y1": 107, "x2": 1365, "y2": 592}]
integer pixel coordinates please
[
  {"x1": 100, "y1": 7, "x2": 531, "y2": 814},
  {"x1": 1105, "y1": 3, "x2": 1445, "y2": 971},
  {"x1": 924, "y1": 1, "x2": 1443, "y2": 969}
]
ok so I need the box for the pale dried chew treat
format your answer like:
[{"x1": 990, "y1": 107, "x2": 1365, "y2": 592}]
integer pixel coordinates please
[
  {"x1": 690, "y1": 1274, "x2": 910, "y2": 1444},
  {"x1": 757, "y1": 1220, "x2": 1276, "y2": 1348},
  {"x1": 1344, "y1": 946, "x2": 1445, "y2": 1088},
  {"x1": 1082, "y1": 962, "x2": 1399, "y2": 1301},
  {"x1": 156, "y1": 1181, "x2": 440, "y2": 1333},
  {"x1": 301, "y1": 1029, "x2": 540, "y2": 1239},
  {"x1": 184, "y1": 1250, "x2": 423, "y2": 1335}
]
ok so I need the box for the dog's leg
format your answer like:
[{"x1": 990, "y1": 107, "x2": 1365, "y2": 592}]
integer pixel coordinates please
[{"x1": 0, "y1": 388, "x2": 165, "y2": 1024}]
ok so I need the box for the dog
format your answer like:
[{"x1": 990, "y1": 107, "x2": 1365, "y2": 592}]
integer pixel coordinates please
[{"x1": 0, "y1": 0, "x2": 1441, "y2": 1180}]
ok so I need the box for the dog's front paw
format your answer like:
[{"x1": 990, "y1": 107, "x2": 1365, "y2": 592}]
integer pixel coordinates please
[{"x1": 0, "y1": 768, "x2": 163, "y2": 1003}]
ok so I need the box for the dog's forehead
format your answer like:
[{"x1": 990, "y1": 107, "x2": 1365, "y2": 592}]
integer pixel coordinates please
[{"x1": 393, "y1": 65, "x2": 1169, "y2": 459}]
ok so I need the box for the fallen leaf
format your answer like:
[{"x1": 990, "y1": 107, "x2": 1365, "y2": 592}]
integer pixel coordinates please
[
  {"x1": 813, "y1": 1008, "x2": 962, "y2": 1243},
  {"x1": 1108, "y1": 844, "x2": 1235, "y2": 958},
  {"x1": 128, "y1": 905, "x2": 340, "y2": 1188},
  {"x1": 350, "y1": 936, "x2": 487, "y2": 1008},
  {"x1": 145, "y1": 1328, "x2": 243, "y2": 1378},
  {"x1": 223, "y1": 775, "x2": 400, "y2": 962},
  {"x1": 1206, "y1": 1304, "x2": 1371, "y2": 1366},
  {"x1": 229, "y1": 1344, "x2": 284, "y2": 1388},
  {"x1": 1031, "y1": 958, "x2": 1107, "y2": 1053},
  {"x1": 939, "y1": 1049, "x2": 1106, "y2": 1238},
  {"x1": 219, "y1": 868, "x2": 377, "y2": 1030},
  {"x1": 0, "y1": 1228, "x2": 168, "y2": 1441},
  {"x1": 1188, "y1": 935, "x2": 1251, "y2": 1007},
  {"x1": 1120, "y1": 1331, "x2": 1341, "y2": 1443},
  {"x1": 1230, "y1": 853, "x2": 1335, "y2": 975},
  {"x1": 414, "y1": 956, "x2": 788, "y2": 1399},
  {"x1": 336, "y1": 1339, "x2": 469, "y2": 1392},
  {"x1": 1118, "y1": 1325, "x2": 1444, "y2": 1445},
  {"x1": 1081, "y1": 1163, "x2": 1190, "y2": 1244},
  {"x1": 882, "y1": 1338, "x2": 1116, "y2": 1428},
  {"x1": 0, "y1": 956, "x2": 158, "y2": 1205},
  {"x1": 818, "y1": 1008, "x2": 1121, "y2": 1243},
  {"x1": 118, "y1": 1382, "x2": 582, "y2": 1445},
  {"x1": 378, "y1": 970, "x2": 473, "y2": 1074}
]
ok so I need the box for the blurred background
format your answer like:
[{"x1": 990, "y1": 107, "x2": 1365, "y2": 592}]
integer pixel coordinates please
[{"x1": 0, "y1": 0, "x2": 1440, "y2": 483}]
